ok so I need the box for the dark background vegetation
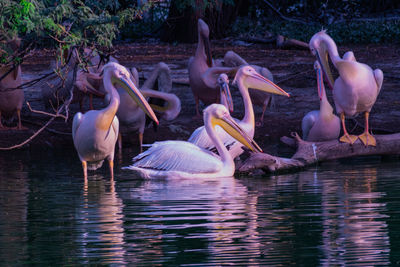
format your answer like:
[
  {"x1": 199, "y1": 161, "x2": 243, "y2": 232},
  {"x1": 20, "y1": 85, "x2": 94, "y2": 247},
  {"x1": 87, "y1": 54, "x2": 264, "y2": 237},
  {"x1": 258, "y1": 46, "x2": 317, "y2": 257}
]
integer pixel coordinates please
[{"x1": 1, "y1": 0, "x2": 400, "y2": 67}]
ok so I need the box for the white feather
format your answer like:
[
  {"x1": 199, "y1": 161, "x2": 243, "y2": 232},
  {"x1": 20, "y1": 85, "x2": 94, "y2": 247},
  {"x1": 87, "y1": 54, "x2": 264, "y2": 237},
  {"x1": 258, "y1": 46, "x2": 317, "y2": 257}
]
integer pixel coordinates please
[{"x1": 129, "y1": 140, "x2": 222, "y2": 173}]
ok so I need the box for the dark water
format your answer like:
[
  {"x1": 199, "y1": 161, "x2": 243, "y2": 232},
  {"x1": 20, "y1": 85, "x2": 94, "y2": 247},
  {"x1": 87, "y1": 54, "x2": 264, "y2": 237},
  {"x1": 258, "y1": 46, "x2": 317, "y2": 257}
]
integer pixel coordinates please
[{"x1": 1, "y1": 149, "x2": 400, "y2": 266}]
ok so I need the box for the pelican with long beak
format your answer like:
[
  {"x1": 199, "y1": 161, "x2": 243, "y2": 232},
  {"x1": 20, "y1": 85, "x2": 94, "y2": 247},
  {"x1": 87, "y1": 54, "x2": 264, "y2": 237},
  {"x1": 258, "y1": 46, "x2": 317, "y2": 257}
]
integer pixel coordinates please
[
  {"x1": 222, "y1": 50, "x2": 275, "y2": 126},
  {"x1": 188, "y1": 19, "x2": 237, "y2": 117},
  {"x1": 72, "y1": 62, "x2": 158, "y2": 179},
  {"x1": 125, "y1": 104, "x2": 262, "y2": 178},
  {"x1": 116, "y1": 62, "x2": 181, "y2": 151},
  {"x1": 302, "y1": 61, "x2": 340, "y2": 142},
  {"x1": 218, "y1": 73, "x2": 233, "y2": 112},
  {"x1": 188, "y1": 65, "x2": 290, "y2": 159},
  {"x1": 309, "y1": 30, "x2": 383, "y2": 146}
]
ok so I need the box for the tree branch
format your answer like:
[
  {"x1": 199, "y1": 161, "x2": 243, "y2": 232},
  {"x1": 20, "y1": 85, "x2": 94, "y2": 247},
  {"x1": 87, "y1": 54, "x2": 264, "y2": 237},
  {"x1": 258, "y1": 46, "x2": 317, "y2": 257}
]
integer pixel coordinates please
[{"x1": 239, "y1": 132, "x2": 400, "y2": 174}]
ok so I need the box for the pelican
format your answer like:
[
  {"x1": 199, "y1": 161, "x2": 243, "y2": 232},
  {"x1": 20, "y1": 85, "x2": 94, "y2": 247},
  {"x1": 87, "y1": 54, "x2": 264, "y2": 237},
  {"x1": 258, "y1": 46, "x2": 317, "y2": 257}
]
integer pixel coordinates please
[
  {"x1": 301, "y1": 61, "x2": 340, "y2": 142},
  {"x1": 188, "y1": 19, "x2": 237, "y2": 117},
  {"x1": 115, "y1": 62, "x2": 181, "y2": 151},
  {"x1": 72, "y1": 62, "x2": 158, "y2": 179},
  {"x1": 188, "y1": 65, "x2": 290, "y2": 159},
  {"x1": 309, "y1": 30, "x2": 383, "y2": 146},
  {"x1": 217, "y1": 73, "x2": 233, "y2": 112},
  {"x1": 0, "y1": 38, "x2": 25, "y2": 130},
  {"x1": 222, "y1": 50, "x2": 275, "y2": 126},
  {"x1": 125, "y1": 104, "x2": 262, "y2": 179}
]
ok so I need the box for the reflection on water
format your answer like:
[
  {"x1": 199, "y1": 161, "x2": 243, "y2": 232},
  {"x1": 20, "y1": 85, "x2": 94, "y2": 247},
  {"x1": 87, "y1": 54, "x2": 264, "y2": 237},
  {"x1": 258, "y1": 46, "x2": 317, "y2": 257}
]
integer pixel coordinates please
[{"x1": 0, "y1": 151, "x2": 399, "y2": 265}]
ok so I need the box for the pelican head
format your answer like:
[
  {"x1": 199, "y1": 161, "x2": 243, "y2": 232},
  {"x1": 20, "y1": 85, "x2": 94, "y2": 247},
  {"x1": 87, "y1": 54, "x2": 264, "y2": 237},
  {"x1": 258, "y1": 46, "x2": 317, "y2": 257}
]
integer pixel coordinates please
[
  {"x1": 233, "y1": 66, "x2": 290, "y2": 97},
  {"x1": 309, "y1": 30, "x2": 336, "y2": 89},
  {"x1": 102, "y1": 62, "x2": 159, "y2": 125},
  {"x1": 198, "y1": 19, "x2": 212, "y2": 68},
  {"x1": 205, "y1": 104, "x2": 262, "y2": 153},
  {"x1": 217, "y1": 73, "x2": 233, "y2": 112}
]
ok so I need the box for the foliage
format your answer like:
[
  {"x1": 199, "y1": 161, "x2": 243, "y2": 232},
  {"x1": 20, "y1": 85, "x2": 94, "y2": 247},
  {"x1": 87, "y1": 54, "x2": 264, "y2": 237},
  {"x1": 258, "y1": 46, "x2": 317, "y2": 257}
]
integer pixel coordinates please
[
  {"x1": 230, "y1": 0, "x2": 400, "y2": 44},
  {"x1": 231, "y1": 15, "x2": 400, "y2": 44},
  {"x1": 0, "y1": 0, "x2": 156, "y2": 67}
]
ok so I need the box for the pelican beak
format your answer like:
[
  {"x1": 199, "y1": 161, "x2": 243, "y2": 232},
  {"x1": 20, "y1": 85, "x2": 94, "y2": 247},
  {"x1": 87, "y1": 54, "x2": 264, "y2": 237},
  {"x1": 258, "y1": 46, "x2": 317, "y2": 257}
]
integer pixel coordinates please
[
  {"x1": 315, "y1": 45, "x2": 334, "y2": 90},
  {"x1": 249, "y1": 72, "x2": 290, "y2": 97},
  {"x1": 204, "y1": 36, "x2": 212, "y2": 68},
  {"x1": 213, "y1": 114, "x2": 262, "y2": 153},
  {"x1": 113, "y1": 76, "x2": 159, "y2": 125},
  {"x1": 220, "y1": 81, "x2": 234, "y2": 112},
  {"x1": 315, "y1": 63, "x2": 324, "y2": 101}
]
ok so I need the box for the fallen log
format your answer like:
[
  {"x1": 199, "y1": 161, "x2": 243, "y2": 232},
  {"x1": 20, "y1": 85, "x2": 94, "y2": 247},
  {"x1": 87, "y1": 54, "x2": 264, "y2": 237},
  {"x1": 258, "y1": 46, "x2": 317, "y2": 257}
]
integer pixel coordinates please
[{"x1": 238, "y1": 132, "x2": 400, "y2": 174}]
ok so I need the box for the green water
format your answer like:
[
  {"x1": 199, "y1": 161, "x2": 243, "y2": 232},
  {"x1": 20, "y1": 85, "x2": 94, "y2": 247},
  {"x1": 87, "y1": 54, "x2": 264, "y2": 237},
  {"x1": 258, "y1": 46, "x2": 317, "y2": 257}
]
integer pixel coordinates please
[{"x1": 0, "y1": 149, "x2": 400, "y2": 266}]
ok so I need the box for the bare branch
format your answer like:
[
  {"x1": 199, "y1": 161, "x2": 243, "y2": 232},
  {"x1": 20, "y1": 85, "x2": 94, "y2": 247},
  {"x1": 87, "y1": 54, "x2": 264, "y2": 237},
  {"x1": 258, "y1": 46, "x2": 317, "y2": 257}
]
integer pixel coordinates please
[{"x1": 26, "y1": 101, "x2": 67, "y2": 120}]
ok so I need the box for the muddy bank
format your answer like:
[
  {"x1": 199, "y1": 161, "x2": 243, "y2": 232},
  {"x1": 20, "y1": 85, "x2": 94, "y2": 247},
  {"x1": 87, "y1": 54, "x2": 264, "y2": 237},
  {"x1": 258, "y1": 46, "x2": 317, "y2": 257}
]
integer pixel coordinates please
[{"x1": 2, "y1": 41, "x2": 400, "y2": 156}]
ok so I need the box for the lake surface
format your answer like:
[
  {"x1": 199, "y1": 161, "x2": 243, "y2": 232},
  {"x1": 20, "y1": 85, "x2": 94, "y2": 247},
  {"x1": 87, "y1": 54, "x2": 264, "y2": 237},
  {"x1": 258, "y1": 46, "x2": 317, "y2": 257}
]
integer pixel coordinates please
[{"x1": 1, "y1": 148, "x2": 400, "y2": 266}]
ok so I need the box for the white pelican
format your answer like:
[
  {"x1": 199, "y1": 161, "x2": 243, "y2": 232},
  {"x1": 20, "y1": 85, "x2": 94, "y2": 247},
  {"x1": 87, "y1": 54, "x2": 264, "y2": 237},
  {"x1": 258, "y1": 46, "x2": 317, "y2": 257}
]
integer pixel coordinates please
[
  {"x1": 0, "y1": 38, "x2": 25, "y2": 130},
  {"x1": 125, "y1": 104, "x2": 262, "y2": 179},
  {"x1": 188, "y1": 19, "x2": 237, "y2": 117},
  {"x1": 72, "y1": 62, "x2": 158, "y2": 179},
  {"x1": 217, "y1": 73, "x2": 233, "y2": 112},
  {"x1": 115, "y1": 62, "x2": 181, "y2": 151},
  {"x1": 222, "y1": 50, "x2": 275, "y2": 126},
  {"x1": 301, "y1": 61, "x2": 340, "y2": 142},
  {"x1": 188, "y1": 65, "x2": 289, "y2": 159},
  {"x1": 309, "y1": 30, "x2": 383, "y2": 146}
]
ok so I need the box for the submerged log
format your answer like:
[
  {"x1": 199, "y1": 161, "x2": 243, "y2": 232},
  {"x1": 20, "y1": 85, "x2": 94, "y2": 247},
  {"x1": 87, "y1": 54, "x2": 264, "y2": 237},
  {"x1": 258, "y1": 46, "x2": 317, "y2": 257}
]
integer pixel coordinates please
[{"x1": 239, "y1": 132, "x2": 400, "y2": 174}]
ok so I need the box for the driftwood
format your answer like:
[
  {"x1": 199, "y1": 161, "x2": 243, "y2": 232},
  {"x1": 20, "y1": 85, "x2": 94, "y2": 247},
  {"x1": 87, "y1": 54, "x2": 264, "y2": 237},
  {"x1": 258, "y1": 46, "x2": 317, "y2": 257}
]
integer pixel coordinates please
[{"x1": 239, "y1": 132, "x2": 400, "y2": 174}]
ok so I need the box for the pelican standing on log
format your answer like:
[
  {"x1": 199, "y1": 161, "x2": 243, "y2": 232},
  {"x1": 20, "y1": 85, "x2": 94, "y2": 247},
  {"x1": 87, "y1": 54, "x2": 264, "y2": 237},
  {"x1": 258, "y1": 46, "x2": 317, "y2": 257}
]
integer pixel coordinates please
[
  {"x1": 302, "y1": 61, "x2": 340, "y2": 142},
  {"x1": 72, "y1": 62, "x2": 158, "y2": 179},
  {"x1": 125, "y1": 104, "x2": 262, "y2": 179},
  {"x1": 188, "y1": 66, "x2": 290, "y2": 159},
  {"x1": 188, "y1": 19, "x2": 237, "y2": 117},
  {"x1": 309, "y1": 30, "x2": 383, "y2": 146},
  {"x1": 0, "y1": 38, "x2": 25, "y2": 130}
]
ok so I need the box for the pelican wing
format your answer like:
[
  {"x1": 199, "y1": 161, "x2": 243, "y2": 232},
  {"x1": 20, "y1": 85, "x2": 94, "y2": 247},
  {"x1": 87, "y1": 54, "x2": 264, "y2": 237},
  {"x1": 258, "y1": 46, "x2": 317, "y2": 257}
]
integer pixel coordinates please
[
  {"x1": 188, "y1": 125, "x2": 235, "y2": 152},
  {"x1": 301, "y1": 110, "x2": 319, "y2": 140},
  {"x1": 132, "y1": 140, "x2": 222, "y2": 173}
]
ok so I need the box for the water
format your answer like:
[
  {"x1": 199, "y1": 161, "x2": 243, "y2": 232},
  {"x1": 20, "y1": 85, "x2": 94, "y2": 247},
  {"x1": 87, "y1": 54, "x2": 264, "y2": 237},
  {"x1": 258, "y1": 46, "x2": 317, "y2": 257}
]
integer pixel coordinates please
[{"x1": 1, "y1": 149, "x2": 400, "y2": 266}]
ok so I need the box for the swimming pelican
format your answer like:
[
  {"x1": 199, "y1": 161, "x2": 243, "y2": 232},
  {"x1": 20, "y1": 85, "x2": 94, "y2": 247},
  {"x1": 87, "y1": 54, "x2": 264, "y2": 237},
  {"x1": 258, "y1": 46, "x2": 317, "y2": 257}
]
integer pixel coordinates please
[
  {"x1": 301, "y1": 61, "x2": 340, "y2": 142},
  {"x1": 72, "y1": 62, "x2": 158, "y2": 179},
  {"x1": 125, "y1": 104, "x2": 262, "y2": 179},
  {"x1": 115, "y1": 62, "x2": 181, "y2": 151},
  {"x1": 188, "y1": 19, "x2": 237, "y2": 117},
  {"x1": 309, "y1": 30, "x2": 383, "y2": 146},
  {"x1": 188, "y1": 65, "x2": 290, "y2": 159},
  {"x1": 0, "y1": 38, "x2": 25, "y2": 130},
  {"x1": 222, "y1": 50, "x2": 275, "y2": 126}
]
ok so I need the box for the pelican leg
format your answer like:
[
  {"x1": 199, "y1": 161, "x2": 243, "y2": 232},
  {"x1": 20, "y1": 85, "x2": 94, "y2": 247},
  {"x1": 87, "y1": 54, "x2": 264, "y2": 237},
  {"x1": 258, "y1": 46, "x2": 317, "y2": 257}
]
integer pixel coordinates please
[
  {"x1": 16, "y1": 109, "x2": 27, "y2": 130},
  {"x1": 89, "y1": 94, "x2": 94, "y2": 110},
  {"x1": 358, "y1": 112, "x2": 376, "y2": 146},
  {"x1": 0, "y1": 112, "x2": 8, "y2": 130},
  {"x1": 339, "y1": 112, "x2": 357, "y2": 144},
  {"x1": 79, "y1": 98, "x2": 84, "y2": 112},
  {"x1": 82, "y1": 161, "x2": 88, "y2": 180},
  {"x1": 108, "y1": 159, "x2": 114, "y2": 180},
  {"x1": 139, "y1": 132, "x2": 143, "y2": 153},
  {"x1": 193, "y1": 96, "x2": 202, "y2": 119},
  {"x1": 256, "y1": 104, "x2": 267, "y2": 127}
]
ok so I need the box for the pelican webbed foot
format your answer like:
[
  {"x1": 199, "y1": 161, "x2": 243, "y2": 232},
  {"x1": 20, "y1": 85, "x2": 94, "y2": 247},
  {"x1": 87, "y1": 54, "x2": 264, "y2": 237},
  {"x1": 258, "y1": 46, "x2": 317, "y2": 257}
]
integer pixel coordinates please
[
  {"x1": 358, "y1": 132, "x2": 376, "y2": 147},
  {"x1": 339, "y1": 134, "x2": 358, "y2": 144}
]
